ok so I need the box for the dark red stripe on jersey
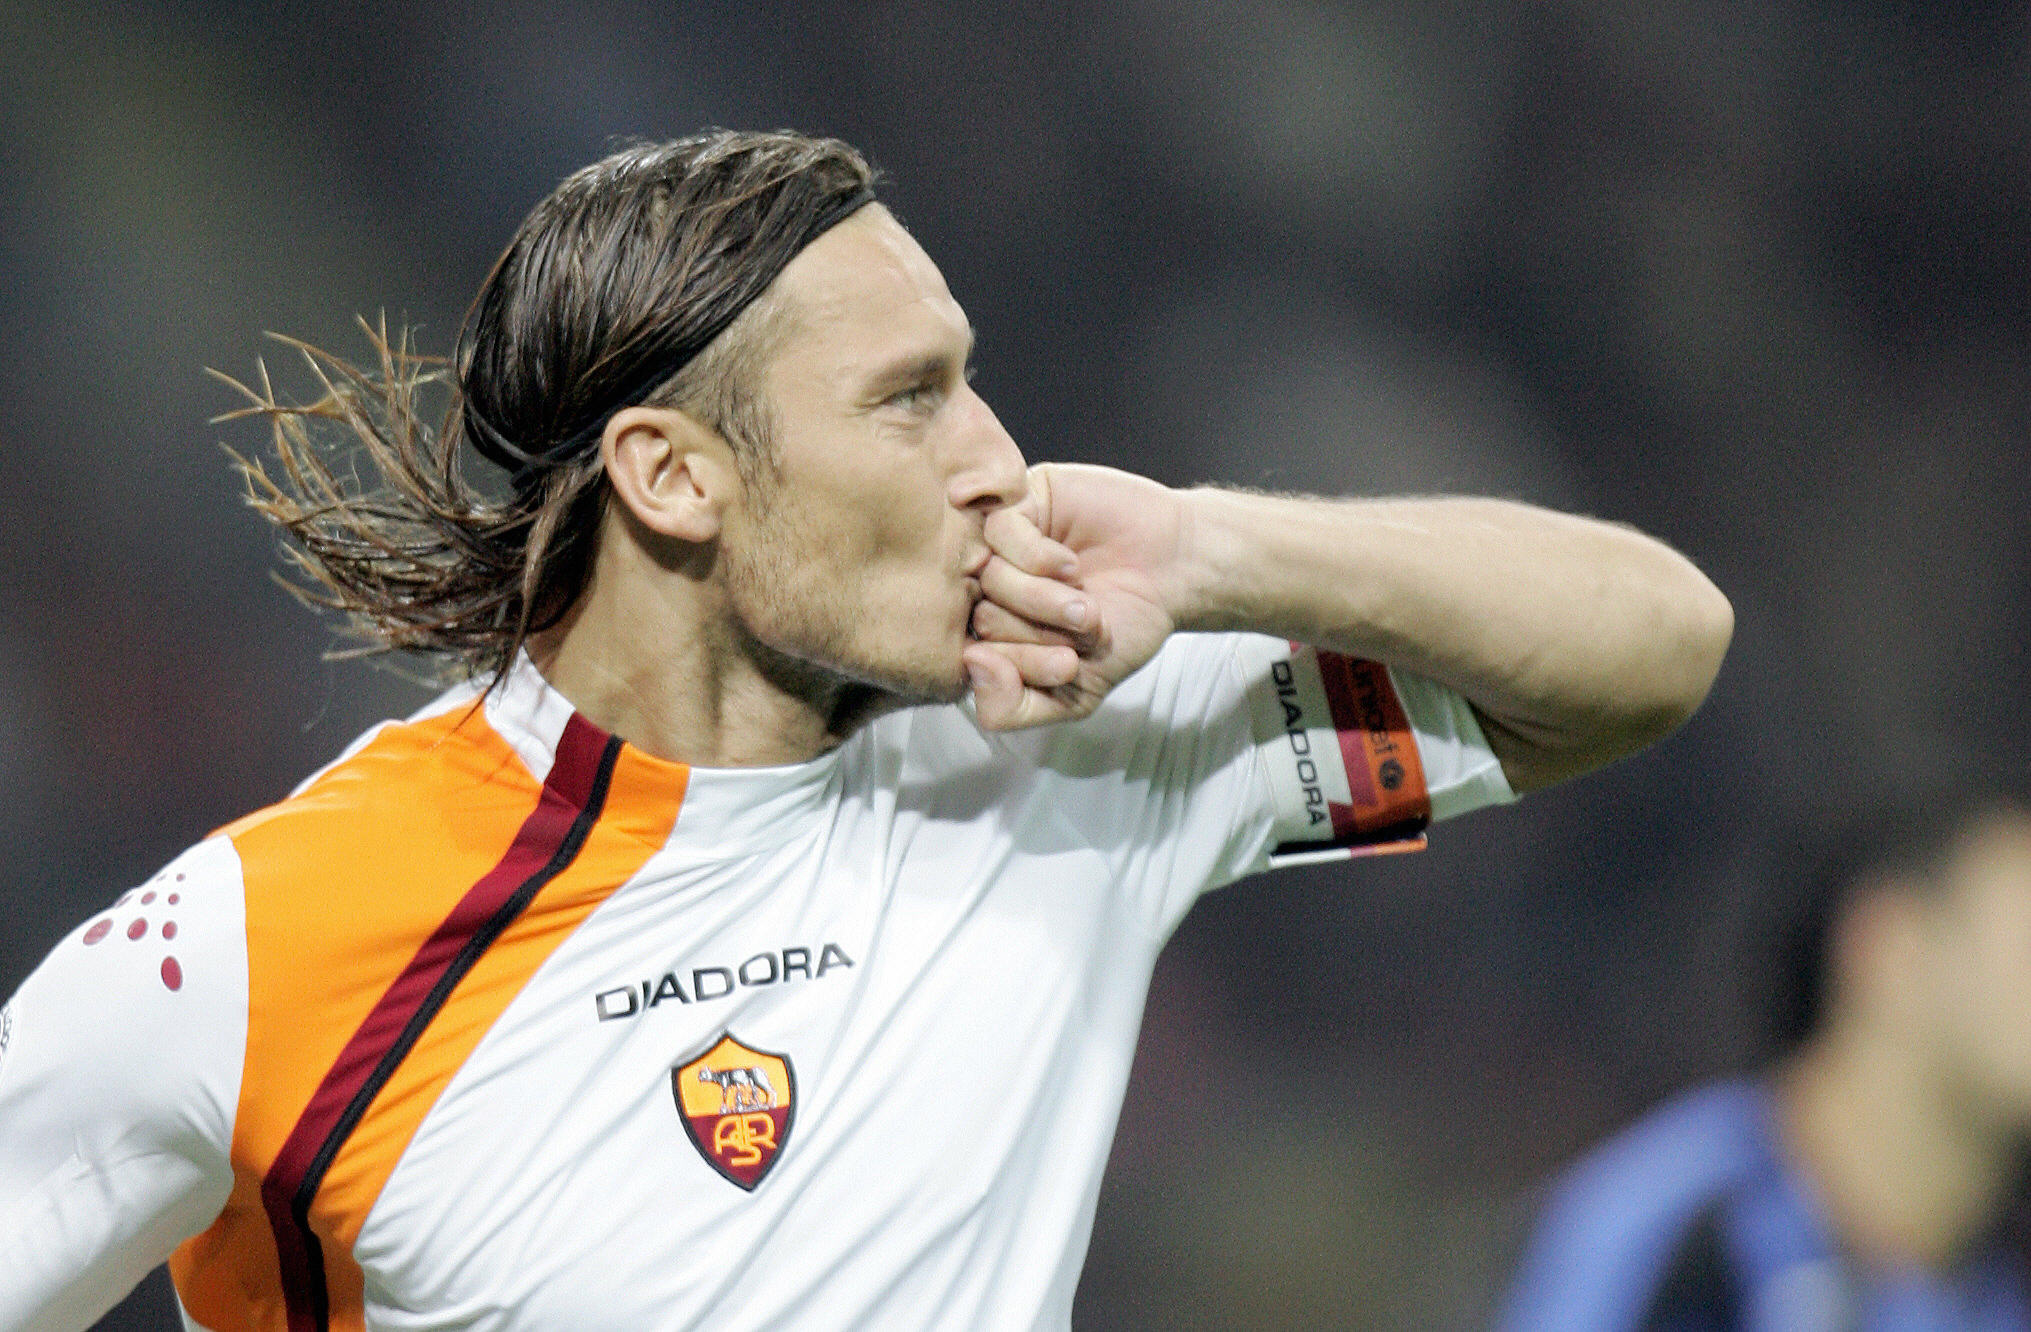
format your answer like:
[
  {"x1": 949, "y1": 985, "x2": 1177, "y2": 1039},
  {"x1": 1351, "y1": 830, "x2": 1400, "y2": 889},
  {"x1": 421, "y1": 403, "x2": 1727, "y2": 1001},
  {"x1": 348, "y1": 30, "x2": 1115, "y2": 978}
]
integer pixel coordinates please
[
  {"x1": 1316, "y1": 653, "x2": 1378, "y2": 828},
  {"x1": 259, "y1": 714, "x2": 622, "y2": 1332}
]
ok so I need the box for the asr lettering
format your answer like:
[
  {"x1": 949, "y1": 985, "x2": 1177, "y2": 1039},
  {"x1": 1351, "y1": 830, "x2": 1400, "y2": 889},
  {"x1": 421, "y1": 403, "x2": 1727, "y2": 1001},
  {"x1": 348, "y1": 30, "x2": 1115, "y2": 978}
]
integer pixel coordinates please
[{"x1": 711, "y1": 1112, "x2": 777, "y2": 1168}]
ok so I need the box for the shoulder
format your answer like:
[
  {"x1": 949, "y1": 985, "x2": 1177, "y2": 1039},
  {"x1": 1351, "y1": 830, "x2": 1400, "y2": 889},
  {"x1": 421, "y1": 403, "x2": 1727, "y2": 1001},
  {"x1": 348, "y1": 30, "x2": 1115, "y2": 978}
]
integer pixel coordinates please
[
  {"x1": 213, "y1": 681, "x2": 557, "y2": 1029},
  {"x1": 225, "y1": 684, "x2": 533, "y2": 847},
  {"x1": 1539, "y1": 1080, "x2": 1767, "y2": 1240},
  {"x1": 217, "y1": 686, "x2": 561, "y2": 949},
  {"x1": 2, "y1": 836, "x2": 249, "y2": 1158},
  {"x1": 1501, "y1": 1080, "x2": 1769, "y2": 1328}
]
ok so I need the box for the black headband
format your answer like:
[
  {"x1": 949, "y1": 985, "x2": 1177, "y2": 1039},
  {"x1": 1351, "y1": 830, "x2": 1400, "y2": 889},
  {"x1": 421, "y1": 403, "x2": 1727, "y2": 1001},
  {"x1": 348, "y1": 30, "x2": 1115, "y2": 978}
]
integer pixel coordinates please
[{"x1": 460, "y1": 183, "x2": 877, "y2": 486}]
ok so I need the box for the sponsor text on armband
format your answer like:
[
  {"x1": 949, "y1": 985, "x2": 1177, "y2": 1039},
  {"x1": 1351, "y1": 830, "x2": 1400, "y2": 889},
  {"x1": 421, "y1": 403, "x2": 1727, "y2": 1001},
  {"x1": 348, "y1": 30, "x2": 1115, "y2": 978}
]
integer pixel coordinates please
[{"x1": 1249, "y1": 643, "x2": 1431, "y2": 867}]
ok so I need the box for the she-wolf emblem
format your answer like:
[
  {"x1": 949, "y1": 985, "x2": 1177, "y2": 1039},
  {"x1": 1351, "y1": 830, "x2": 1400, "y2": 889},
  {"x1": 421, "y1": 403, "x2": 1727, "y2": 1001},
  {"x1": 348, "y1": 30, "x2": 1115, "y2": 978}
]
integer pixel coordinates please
[{"x1": 698, "y1": 1064, "x2": 776, "y2": 1113}]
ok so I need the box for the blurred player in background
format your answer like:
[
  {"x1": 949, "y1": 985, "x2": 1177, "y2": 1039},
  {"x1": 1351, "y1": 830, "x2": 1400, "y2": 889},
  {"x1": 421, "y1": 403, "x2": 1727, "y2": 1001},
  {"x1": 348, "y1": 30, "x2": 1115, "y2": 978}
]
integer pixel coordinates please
[
  {"x1": 0, "y1": 130, "x2": 1730, "y2": 1330},
  {"x1": 1501, "y1": 781, "x2": 2031, "y2": 1330}
]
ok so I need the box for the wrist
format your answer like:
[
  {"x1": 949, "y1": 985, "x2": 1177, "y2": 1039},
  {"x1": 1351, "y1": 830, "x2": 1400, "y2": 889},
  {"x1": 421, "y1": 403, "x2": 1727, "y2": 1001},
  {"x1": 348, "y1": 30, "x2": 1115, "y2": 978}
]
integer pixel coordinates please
[
  {"x1": 1166, "y1": 486, "x2": 1257, "y2": 633},
  {"x1": 1165, "y1": 488, "x2": 1401, "y2": 652}
]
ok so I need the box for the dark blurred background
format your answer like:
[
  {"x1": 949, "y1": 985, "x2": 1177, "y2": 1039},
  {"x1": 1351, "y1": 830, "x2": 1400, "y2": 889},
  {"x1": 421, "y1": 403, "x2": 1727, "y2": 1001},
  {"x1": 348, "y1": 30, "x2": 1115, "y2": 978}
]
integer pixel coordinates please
[{"x1": 2, "y1": 1, "x2": 2026, "y2": 1327}]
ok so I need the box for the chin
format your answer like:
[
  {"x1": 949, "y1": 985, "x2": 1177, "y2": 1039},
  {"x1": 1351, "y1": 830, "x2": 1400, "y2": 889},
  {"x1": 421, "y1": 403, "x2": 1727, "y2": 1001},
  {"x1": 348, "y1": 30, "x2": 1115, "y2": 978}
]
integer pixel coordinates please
[
  {"x1": 848, "y1": 616, "x2": 973, "y2": 707},
  {"x1": 921, "y1": 668, "x2": 969, "y2": 707},
  {"x1": 871, "y1": 657, "x2": 969, "y2": 708},
  {"x1": 824, "y1": 640, "x2": 968, "y2": 711}
]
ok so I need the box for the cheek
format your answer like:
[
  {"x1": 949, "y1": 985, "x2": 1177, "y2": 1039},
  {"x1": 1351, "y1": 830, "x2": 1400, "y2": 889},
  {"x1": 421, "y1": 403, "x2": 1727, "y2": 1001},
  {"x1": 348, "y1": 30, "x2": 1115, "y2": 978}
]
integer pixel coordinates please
[
  {"x1": 747, "y1": 430, "x2": 960, "y2": 633},
  {"x1": 744, "y1": 488, "x2": 950, "y2": 649},
  {"x1": 791, "y1": 444, "x2": 940, "y2": 548},
  {"x1": 1937, "y1": 919, "x2": 2031, "y2": 1090},
  {"x1": 829, "y1": 481, "x2": 953, "y2": 588},
  {"x1": 1974, "y1": 933, "x2": 2031, "y2": 1041}
]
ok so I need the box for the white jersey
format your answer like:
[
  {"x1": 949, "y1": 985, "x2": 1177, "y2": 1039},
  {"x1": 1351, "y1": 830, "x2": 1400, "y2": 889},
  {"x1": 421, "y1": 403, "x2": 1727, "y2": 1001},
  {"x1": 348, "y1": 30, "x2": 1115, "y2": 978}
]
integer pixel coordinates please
[{"x1": 0, "y1": 633, "x2": 1511, "y2": 1331}]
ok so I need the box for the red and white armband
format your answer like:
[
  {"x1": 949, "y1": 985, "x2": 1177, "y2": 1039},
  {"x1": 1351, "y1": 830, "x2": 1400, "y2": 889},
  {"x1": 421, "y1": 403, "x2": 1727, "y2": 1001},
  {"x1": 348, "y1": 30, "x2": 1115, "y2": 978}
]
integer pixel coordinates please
[{"x1": 1242, "y1": 640, "x2": 1513, "y2": 867}]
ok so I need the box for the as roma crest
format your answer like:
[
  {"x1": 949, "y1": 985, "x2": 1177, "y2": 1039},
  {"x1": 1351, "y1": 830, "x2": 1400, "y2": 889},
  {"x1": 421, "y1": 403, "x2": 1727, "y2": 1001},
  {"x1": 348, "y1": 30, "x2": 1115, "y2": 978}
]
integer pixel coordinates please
[{"x1": 673, "y1": 1033, "x2": 795, "y2": 1190}]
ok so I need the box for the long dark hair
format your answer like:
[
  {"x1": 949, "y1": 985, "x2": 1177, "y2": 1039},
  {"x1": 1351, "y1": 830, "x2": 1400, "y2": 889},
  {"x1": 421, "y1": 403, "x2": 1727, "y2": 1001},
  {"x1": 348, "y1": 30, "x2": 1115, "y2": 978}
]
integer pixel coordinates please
[{"x1": 216, "y1": 130, "x2": 876, "y2": 682}]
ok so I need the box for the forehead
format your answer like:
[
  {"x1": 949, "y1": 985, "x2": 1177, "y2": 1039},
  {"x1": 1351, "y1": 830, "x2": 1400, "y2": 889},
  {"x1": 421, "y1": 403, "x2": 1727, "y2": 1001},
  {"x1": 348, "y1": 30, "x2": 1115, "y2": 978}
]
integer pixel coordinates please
[{"x1": 764, "y1": 205, "x2": 969, "y2": 375}]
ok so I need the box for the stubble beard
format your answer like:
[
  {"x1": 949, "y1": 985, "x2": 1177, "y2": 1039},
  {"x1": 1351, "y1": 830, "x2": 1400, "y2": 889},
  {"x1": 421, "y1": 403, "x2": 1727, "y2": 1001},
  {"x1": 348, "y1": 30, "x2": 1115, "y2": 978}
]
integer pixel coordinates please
[{"x1": 721, "y1": 500, "x2": 964, "y2": 738}]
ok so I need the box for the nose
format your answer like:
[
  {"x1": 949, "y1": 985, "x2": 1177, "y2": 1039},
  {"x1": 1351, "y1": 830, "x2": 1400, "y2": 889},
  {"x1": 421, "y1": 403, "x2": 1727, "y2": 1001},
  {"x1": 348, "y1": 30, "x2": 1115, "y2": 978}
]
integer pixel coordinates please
[{"x1": 946, "y1": 389, "x2": 1029, "y2": 513}]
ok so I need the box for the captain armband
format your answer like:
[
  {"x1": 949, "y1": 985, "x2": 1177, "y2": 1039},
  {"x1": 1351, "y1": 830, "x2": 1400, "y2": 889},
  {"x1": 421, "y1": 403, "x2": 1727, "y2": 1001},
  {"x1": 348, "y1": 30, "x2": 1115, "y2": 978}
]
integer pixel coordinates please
[{"x1": 1244, "y1": 642, "x2": 1432, "y2": 868}]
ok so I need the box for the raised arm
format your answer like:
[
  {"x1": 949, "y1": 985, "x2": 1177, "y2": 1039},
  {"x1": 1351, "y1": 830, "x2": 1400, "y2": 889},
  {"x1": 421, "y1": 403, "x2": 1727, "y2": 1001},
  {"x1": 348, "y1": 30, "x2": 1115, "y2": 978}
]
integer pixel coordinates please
[{"x1": 962, "y1": 465, "x2": 1732, "y2": 793}]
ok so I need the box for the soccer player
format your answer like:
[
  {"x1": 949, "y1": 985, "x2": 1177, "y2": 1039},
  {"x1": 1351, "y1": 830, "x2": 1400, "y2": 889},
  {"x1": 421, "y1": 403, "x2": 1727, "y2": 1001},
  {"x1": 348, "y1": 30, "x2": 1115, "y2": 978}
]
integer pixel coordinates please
[
  {"x1": 0, "y1": 131, "x2": 1731, "y2": 1330},
  {"x1": 1499, "y1": 782, "x2": 2031, "y2": 1330}
]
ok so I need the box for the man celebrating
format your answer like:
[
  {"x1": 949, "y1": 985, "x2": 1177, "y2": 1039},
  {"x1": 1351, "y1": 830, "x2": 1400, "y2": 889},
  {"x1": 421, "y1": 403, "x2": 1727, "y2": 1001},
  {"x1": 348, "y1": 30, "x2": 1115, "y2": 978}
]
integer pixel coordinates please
[{"x1": 0, "y1": 131, "x2": 1730, "y2": 1330}]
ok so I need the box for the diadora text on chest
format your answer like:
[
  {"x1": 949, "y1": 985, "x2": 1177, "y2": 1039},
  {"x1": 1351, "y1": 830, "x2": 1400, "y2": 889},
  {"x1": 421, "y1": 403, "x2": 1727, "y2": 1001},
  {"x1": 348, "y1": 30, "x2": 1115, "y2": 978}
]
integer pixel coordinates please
[{"x1": 593, "y1": 943, "x2": 857, "y2": 1022}]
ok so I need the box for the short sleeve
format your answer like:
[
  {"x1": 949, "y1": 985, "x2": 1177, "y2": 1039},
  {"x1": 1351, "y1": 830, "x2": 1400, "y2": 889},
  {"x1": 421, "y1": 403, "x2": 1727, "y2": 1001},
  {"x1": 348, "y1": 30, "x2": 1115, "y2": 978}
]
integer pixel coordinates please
[
  {"x1": 0, "y1": 837, "x2": 247, "y2": 1330},
  {"x1": 1014, "y1": 633, "x2": 1515, "y2": 936},
  {"x1": 1240, "y1": 638, "x2": 1515, "y2": 870}
]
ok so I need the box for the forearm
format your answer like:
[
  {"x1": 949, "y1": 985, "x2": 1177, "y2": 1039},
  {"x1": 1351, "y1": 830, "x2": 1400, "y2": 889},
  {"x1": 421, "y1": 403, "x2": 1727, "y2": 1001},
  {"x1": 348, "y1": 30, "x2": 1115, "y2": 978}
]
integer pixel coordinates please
[{"x1": 1170, "y1": 490, "x2": 1734, "y2": 791}]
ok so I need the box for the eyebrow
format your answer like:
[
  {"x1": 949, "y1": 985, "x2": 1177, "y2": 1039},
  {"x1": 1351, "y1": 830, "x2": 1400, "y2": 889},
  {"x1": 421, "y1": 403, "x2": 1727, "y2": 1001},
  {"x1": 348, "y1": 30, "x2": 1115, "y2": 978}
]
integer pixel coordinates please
[{"x1": 860, "y1": 328, "x2": 977, "y2": 399}]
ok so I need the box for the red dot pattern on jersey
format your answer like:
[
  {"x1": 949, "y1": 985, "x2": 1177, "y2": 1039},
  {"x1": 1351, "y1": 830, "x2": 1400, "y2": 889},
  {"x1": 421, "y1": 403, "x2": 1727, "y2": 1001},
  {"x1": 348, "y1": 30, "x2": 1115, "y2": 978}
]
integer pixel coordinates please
[{"x1": 96, "y1": 877, "x2": 187, "y2": 990}]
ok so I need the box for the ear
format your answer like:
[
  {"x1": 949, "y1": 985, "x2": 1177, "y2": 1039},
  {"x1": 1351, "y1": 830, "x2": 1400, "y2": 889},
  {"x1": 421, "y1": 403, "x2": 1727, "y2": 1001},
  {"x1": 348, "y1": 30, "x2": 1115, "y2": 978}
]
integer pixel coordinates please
[{"x1": 600, "y1": 405, "x2": 737, "y2": 543}]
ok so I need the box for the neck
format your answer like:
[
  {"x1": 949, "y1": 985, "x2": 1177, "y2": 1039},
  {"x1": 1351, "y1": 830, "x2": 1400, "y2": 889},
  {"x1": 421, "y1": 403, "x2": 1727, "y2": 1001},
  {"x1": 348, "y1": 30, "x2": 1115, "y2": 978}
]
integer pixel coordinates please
[
  {"x1": 526, "y1": 534, "x2": 882, "y2": 769},
  {"x1": 1777, "y1": 1027, "x2": 2022, "y2": 1271}
]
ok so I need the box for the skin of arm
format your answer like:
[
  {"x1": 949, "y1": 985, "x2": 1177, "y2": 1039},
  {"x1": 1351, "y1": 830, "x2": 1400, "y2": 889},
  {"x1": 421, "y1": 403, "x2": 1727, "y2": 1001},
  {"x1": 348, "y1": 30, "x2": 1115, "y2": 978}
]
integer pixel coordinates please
[{"x1": 962, "y1": 463, "x2": 1734, "y2": 793}]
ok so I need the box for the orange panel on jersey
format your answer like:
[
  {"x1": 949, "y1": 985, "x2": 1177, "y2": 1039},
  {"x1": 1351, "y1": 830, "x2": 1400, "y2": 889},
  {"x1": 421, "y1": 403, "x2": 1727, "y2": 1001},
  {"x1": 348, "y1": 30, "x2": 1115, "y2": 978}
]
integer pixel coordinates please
[
  {"x1": 170, "y1": 703, "x2": 685, "y2": 1332},
  {"x1": 175, "y1": 704, "x2": 509, "y2": 1332},
  {"x1": 315, "y1": 740, "x2": 685, "y2": 1254}
]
